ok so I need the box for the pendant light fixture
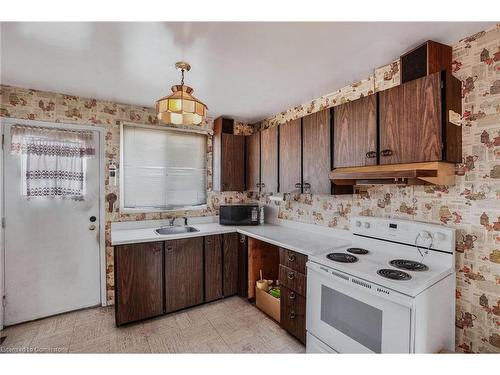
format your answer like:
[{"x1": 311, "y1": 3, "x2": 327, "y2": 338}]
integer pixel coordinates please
[{"x1": 156, "y1": 61, "x2": 208, "y2": 126}]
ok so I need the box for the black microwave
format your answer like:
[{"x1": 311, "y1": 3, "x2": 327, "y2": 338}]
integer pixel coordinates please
[{"x1": 219, "y1": 204, "x2": 259, "y2": 225}]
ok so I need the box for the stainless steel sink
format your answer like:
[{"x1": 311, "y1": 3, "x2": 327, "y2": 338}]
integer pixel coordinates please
[{"x1": 155, "y1": 226, "x2": 200, "y2": 235}]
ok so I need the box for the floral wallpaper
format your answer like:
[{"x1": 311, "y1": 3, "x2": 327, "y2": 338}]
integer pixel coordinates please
[
  {"x1": 0, "y1": 86, "x2": 252, "y2": 304},
  {"x1": 250, "y1": 24, "x2": 500, "y2": 353}
]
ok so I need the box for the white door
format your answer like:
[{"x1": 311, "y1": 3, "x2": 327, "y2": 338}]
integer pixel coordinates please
[{"x1": 3, "y1": 122, "x2": 101, "y2": 326}]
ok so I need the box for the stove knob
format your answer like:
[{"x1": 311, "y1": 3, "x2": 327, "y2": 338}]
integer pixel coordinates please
[
  {"x1": 355, "y1": 220, "x2": 362, "y2": 227},
  {"x1": 363, "y1": 222, "x2": 371, "y2": 229}
]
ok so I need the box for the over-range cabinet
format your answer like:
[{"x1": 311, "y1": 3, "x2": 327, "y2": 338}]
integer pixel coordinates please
[{"x1": 114, "y1": 233, "x2": 246, "y2": 326}]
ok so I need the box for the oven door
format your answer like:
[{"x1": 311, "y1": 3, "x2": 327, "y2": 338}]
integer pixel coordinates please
[{"x1": 306, "y1": 262, "x2": 412, "y2": 353}]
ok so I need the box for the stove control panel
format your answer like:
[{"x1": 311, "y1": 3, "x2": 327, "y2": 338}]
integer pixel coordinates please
[{"x1": 351, "y1": 216, "x2": 455, "y2": 253}]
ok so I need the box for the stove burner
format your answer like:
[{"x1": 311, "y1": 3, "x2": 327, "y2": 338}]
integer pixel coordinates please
[
  {"x1": 327, "y1": 253, "x2": 358, "y2": 263},
  {"x1": 346, "y1": 247, "x2": 369, "y2": 255},
  {"x1": 377, "y1": 269, "x2": 412, "y2": 281},
  {"x1": 389, "y1": 259, "x2": 428, "y2": 271}
]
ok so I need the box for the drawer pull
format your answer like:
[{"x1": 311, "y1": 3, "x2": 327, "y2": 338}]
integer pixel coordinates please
[
  {"x1": 289, "y1": 291, "x2": 296, "y2": 300},
  {"x1": 365, "y1": 151, "x2": 377, "y2": 158},
  {"x1": 287, "y1": 272, "x2": 295, "y2": 280},
  {"x1": 289, "y1": 311, "x2": 296, "y2": 319},
  {"x1": 288, "y1": 254, "x2": 296, "y2": 262},
  {"x1": 380, "y1": 149, "x2": 393, "y2": 157}
]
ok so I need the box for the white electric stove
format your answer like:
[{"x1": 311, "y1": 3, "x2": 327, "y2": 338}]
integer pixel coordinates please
[{"x1": 306, "y1": 216, "x2": 456, "y2": 354}]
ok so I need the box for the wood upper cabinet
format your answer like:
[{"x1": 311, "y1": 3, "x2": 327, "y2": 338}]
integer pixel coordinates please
[
  {"x1": 245, "y1": 132, "x2": 261, "y2": 192},
  {"x1": 164, "y1": 237, "x2": 204, "y2": 313},
  {"x1": 260, "y1": 125, "x2": 278, "y2": 193},
  {"x1": 213, "y1": 117, "x2": 245, "y2": 192},
  {"x1": 115, "y1": 242, "x2": 164, "y2": 325},
  {"x1": 223, "y1": 233, "x2": 239, "y2": 297},
  {"x1": 379, "y1": 71, "x2": 462, "y2": 165},
  {"x1": 204, "y1": 235, "x2": 222, "y2": 303},
  {"x1": 279, "y1": 119, "x2": 302, "y2": 193},
  {"x1": 302, "y1": 109, "x2": 331, "y2": 195},
  {"x1": 379, "y1": 72, "x2": 443, "y2": 165},
  {"x1": 333, "y1": 95, "x2": 377, "y2": 168}
]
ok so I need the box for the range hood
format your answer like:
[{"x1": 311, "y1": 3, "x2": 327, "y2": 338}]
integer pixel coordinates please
[{"x1": 329, "y1": 162, "x2": 456, "y2": 186}]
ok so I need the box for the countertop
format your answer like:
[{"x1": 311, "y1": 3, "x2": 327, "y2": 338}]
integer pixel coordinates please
[{"x1": 111, "y1": 219, "x2": 352, "y2": 257}]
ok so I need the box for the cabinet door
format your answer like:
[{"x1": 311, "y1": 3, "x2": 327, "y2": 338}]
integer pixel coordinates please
[
  {"x1": 164, "y1": 237, "x2": 204, "y2": 313},
  {"x1": 223, "y1": 233, "x2": 239, "y2": 297},
  {"x1": 222, "y1": 133, "x2": 246, "y2": 191},
  {"x1": 303, "y1": 109, "x2": 331, "y2": 194},
  {"x1": 204, "y1": 235, "x2": 222, "y2": 303},
  {"x1": 245, "y1": 132, "x2": 261, "y2": 192},
  {"x1": 279, "y1": 119, "x2": 302, "y2": 193},
  {"x1": 260, "y1": 126, "x2": 278, "y2": 193},
  {"x1": 333, "y1": 95, "x2": 377, "y2": 168},
  {"x1": 379, "y1": 73, "x2": 442, "y2": 164},
  {"x1": 237, "y1": 234, "x2": 248, "y2": 298},
  {"x1": 280, "y1": 285, "x2": 306, "y2": 344},
  {"x1": 115, "y1": 242, "x2": 163, "y2": 325}
]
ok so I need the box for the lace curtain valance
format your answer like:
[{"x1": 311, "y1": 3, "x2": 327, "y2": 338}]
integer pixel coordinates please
[
  {"x1": 10, "y1": 124, "x2": 96, "y2": 157},
  {"x1": 10, "y1": 124, "x2": 96, "y2": 200}
]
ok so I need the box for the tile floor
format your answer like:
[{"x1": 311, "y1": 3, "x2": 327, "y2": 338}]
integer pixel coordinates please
[{"x1": 0, "y1": 296, "x2": 305, "y2": 354}]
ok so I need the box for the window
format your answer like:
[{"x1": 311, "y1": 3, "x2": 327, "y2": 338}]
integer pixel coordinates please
[{"x1": 121, "y1": 125, "x2": 207, "y2": 211}]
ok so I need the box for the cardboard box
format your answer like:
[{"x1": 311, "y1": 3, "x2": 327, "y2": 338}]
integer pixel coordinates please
[{"x1": 255, "y1": 286, "x2": 280, "y2": 322}]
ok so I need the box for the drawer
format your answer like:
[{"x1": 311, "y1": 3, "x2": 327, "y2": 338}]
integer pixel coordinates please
[
  {"x1": 280, "y1": 285, "x2": 306, "y2": 344},
  {"x1": 279, "y1": 248, "x2": 307, "y2": 273},
  {"x1": 279, "y1": 264, "x2": 306, "y2": 296}
]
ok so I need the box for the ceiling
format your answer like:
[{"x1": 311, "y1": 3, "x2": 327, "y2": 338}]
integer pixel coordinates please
[{"x1": 0, "y1": 22, "x2": 493, "y2": 123}]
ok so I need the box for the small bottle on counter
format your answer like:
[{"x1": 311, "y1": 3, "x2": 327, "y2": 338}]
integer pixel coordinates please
[{"x1": 259, "y1": 205, "x2": 265, "y2": 225}]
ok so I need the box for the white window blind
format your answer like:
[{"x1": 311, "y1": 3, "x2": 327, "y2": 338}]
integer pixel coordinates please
[{"x1": 122, "y1": 125, "x2": 207, "y2": 210}]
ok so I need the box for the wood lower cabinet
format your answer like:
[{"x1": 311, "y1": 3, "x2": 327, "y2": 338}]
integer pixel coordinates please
[
  {"x1": 204, "y1": 235, "x2": 222, "y2": 303},
  {"x1": 279, "y1": 119, "x2": 302, "y2": 193},
  {"x1": 279, "y1": 264, "x2": 306, "y2": 296},
  {"x1": 164, "y1": 237, "x2": 204, "y2": 313},
  {"x1": 246, "y1": 132, "x2": 261, "y2": 192},
  {"x1": 260, "y1": 125, "x2": 278, "y2": 193},
  {"x1": 333, "y1": 95, "x2": 377, "y2": 168},
  {"x1": 279, "y1": 247, "x2": 307, "y2": 274},
  {"x1": 237, "y1": 234, "x2": 248, "y2": 298},
  {"x1": 279, "y1": 249, "x2": 307, "y2": 344},
  {"x1": 280, "y1": 286, "x2": 306, "y2": 344},
  {"x1": 223, "y1": 233, "x2": 239, "y2": 297},
  {"x1": 302, "y1": 109, "x2": 331, "y2": 195},
  {"x1": 114, "y1": 242, "x2": 164, "y2": 326}
]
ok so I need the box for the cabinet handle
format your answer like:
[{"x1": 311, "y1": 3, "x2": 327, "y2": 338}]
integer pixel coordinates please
[
  {"x1": 287, "y1": 271, "x2": 295, "y2": 280},
  {"x1": 365, "y1": 151, "x2": 377, "y2": 158},
  {"x1": 261, "y1": 183, "x2": 265, "y2": 188},
  {"x1": 289, "y1": 291, "x2": 296, "y2": 300},
  {"x1": 239, "y1": 235, "x2": 246, "y2": 243},
  {"x1": 289, "y1": 311, "x2": 296, "y2": 319},
  {"x1": 288, "y1": 254, "x2": 296, "y2": 262},
  {"x1": 295, "y1": 182, "x2": 302, "y2": 189},
  {"x1": 166, "y1": 245, "x2": 173, "y2": 252},
  {"x1": 380, "y1": 149, "x2": 393, "y2": 157}
]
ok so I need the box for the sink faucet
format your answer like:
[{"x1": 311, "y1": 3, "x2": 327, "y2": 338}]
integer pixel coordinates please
[
  {"x1": 169, "y1": 217, "x2": 176, "y2": 226},
  {"x1": 183, "y1": 217, "x2": 188, "y2": 226}
]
